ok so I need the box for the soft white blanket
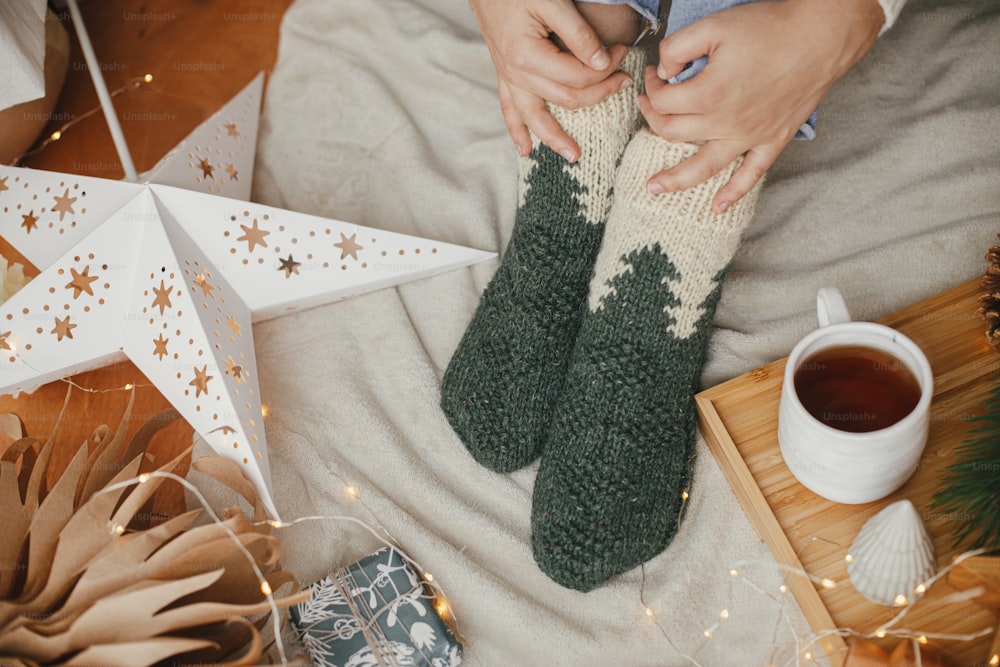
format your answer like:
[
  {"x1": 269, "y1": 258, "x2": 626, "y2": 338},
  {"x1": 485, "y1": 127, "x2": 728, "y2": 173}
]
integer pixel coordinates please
[{"x1": 204, "y1": 0, "x2": 1000, "y2": 664}]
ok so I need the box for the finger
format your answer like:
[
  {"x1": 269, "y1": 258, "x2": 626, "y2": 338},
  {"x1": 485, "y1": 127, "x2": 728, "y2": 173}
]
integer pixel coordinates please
[
  {"x1": 498, "y1": 80, "x2": 532, "y2": 157},
  {"x1": 509, "y1": 39, "x2": 630, "y2": 91},
  {"x1": 639, "y1": 103, "x2": 704, "y2": 144},
  {"x1": 522, "y1": 67, "x2": 633, "y2": 110},
  {"x1": 711, "y1": 144, "x2": 780, "y2": 212},
  {"x1": 643, "y1": 65, "x2": 709, "y2": 116},
  {"x1": 541, "y1": 0, "x2": 612, "y2": 71},
  {"x1": 656, "y1": 18, "x2": 718, "y2": 80},
  {"x1": 509, "y1": 84, "x2": 580, "y2": 162},
  {"x1": 646, "y1": 140, "x2": 744, "y2": 194}
]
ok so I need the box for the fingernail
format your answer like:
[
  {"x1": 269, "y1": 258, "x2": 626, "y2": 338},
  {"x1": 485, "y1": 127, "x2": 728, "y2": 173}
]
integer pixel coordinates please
[
  {"x1": 717, "y1": 201, "x2": 730, "y2": 213},
  {"x1": 591, "y1": 50, "x2": 610, "y2": 70},
  {"x1": 647, "y1": 182, "x2": 664, "y2": 195},
  {"x1": 619, "y1": 77, "x2": 632, "y2": 91},
  {"x1": 657, "y1": 65, "x2": 668, "y2": 79},
  {"x1": 560, "y1": 149, "x2": 576, "y2": 162}
]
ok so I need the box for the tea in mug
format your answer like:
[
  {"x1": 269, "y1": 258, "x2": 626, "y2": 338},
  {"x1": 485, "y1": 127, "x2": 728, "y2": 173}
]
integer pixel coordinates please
[{"x1": 793, "y1": 345, "x2": 921, "y2": 433}]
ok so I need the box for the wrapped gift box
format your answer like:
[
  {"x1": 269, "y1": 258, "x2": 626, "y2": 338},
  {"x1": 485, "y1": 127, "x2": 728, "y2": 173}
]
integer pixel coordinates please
[{"x1": 291, "y1": 547, "x2": 463, "y2": 667}]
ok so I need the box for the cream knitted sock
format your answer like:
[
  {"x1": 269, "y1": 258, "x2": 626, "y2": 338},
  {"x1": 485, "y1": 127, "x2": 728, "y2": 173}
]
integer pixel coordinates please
[
  {"x1": 532, "y1": 128, "x2": 764, "y2": 590},
  {"x1": 440, "y1": 49, "x2": 646, "y2": 473}
]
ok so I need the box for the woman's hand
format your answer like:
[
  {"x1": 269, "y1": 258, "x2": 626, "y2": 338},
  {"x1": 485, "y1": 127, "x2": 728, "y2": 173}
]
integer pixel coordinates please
[
  {"x1": 470, "y1": 0, "x2": 633, "y2": 161},
  {"x1": 639, "y1": 0, "x2": 884, "y2": 212}
]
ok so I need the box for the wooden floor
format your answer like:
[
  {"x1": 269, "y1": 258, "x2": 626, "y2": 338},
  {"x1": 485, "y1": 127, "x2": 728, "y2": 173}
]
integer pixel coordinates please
[{"x1": 1, "y1": 0, "x2": 294, "y2": 515}]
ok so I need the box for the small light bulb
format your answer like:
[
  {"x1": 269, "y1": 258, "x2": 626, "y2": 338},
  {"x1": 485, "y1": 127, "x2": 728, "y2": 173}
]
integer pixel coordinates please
[
  {"x1": 820, "y1": 578, "x2": 836, "y2": 589},
  {"x1": 50, "y1": 130, "x2": 62, "y2": 141},
  {"x1": 703, "y1": 629, "x2": 713, "y2": 639},
  {"x1": 434, "y1": 597, "x2": 450, "y2": 617},
  {"x1": 719, "y1": 608, "x2": 730, "y2": 620},
  {"x1": 112, "y1": 523, "x2": 125, "y2": 535},
  {"x1": 344, "y1": 484, "x2": 359, "y2": 499},
  {"x1": 261, "y1": 404, "x2": 270, "y2": 418},
  {"x1": 874, "y1": 628, "x2": 886, "y2": 639},
  {"x1": 989, "y1": 653, "x2": 999, "y2": 667},
  {"x1": 729, "y1": 569, "x2": 739, "y2": 578},
  {"x1": 914, "y1": 583, "x2": 927, "y2": 595},
  {"x1": 644, "y1": 607, "x2": 654, "y2": 617},
  {"x1": 804, "y1": 652, "x2": 813, "y2": 661},
  {"x1": 425, "y1": 573, "x2": 435, "y2": 583},
  {"x1": 269, "y1": 520, "x2": 284, "y2": 529},
  {"x1": 681, "y1": 490, "x2": 689, "y2": 501},
  {"x1": 143, "y1": 73, "x2": 153, "y2": 83},
  {"x1": 137, "y1": 473, "x2": 150, "y2": 483},
  {"x1": 844, "y1": 553, "x2": 853, "y2": 563},
  {"x1": 917, "y1": 635, "x2": 928, "y2": 645},
  {"x1": 124, "y1": 383, "x2": 134, "y2": 390},
  {"x1": 260, "y1": 581, "x2": 272, "y2": 596},
  {"x1": 893, "y1": 594, "x2": 908, "y2": 606},
  {"x1": 778, "y1": 584, "x2": 788, "y2": 595}
]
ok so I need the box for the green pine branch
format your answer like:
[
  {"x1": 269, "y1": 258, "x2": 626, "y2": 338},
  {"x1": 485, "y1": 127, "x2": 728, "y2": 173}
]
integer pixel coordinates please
[{"x1": 931, "y1": 373, "x2": 1000, "y2": 551}]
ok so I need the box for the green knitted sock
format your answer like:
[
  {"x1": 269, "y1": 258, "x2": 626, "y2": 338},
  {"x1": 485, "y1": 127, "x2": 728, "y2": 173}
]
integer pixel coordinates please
[
  {"x1": 532, "y1": 128, "x2": 764, "y2": 590},
  {"x1": 440, "y1": 50, "x2": 646, "y2": 473}
]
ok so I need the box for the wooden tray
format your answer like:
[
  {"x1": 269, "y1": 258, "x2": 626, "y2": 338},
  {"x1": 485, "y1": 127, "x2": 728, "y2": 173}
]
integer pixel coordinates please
[{"x1": 696, "y1": 278, "x2": 997, "y2": 666}]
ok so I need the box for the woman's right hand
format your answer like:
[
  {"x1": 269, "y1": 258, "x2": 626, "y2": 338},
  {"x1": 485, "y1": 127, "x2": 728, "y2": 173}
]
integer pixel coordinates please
[{"x1": 470, "y1": 0, "x2": 632, "y2": 161}]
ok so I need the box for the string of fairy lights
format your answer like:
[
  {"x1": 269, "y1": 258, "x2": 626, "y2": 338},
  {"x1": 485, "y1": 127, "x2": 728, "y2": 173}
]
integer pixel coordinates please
[
  {"x1": 10, "y1": 73, "x2": 156, "y2": 167},
  {"x1": 0, "y1": 362, "x2": 1000, "y2": 667},
  {"x1": 76, "y1": 382, "x2": 996, "y2": 667}
]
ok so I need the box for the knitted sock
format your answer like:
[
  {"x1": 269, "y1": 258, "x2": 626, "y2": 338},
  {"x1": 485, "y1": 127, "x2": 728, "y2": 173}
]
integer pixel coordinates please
[
  {"x1": 440, "y1": 50, "x2": 646, "y2": 473},
  {"x1": 532, "y1": 128, "x2": 764, "y2": 591}
]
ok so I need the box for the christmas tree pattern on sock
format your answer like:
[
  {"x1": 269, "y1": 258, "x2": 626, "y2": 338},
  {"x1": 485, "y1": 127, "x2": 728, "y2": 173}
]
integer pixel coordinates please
[
  {"x1": 532, "y1": 128, "x2": 764, "y2": 590},
  {"x1": 440, "y1": 50, "x2": 646, "y2": 473}
]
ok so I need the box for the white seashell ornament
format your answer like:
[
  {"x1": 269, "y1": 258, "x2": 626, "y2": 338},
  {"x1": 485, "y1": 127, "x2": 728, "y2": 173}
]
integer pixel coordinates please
[{"x1": 846, "y1": 500, "x2": 936, "y2": 606}]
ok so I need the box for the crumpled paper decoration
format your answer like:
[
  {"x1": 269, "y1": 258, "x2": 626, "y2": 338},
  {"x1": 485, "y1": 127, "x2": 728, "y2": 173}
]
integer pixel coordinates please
[{"x1": 0, "y1": 393, "x2": 308, "y2": 666}]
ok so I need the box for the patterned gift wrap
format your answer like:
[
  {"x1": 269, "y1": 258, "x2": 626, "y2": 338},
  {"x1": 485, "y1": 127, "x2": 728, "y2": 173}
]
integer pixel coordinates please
[{"x1": 290, "y1": 547, "x2": 463, "y2": 667}]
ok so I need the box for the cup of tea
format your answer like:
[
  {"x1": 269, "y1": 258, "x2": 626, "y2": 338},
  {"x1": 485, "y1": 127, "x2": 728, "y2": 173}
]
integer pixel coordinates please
[{"x1": 777, "y1": 287, "x2": 934, "y2": 504}]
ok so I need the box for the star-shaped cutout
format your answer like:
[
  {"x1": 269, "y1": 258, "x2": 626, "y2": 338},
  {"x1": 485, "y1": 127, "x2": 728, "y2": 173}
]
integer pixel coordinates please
[
  {"x1": 197, "y1": 157, "x2": 215, "y2": 180},
  {"x1": 225, "y1": 163, "x2": 238, "y2": 181},
  {"x1": 189, "y1": 364, "x2": 213, "y2": 398},
  {"x1": 0, "y1": 331, "x2": 11, "y2": 351},
  {"x1": 278, "y1": 254, "x2": 301, "y2": 278},
  {"x1": 225, "y1": 356, "x2": 245, "y2": 384},
  {"x1": 193, "y1": 273, "x2": 216, "y2": 298},
  {"x1": 21, "y1": 210, "x2": 38, "y2": 234},
  {"x1": 51, "y1": 188, "x2": 78, "y2": 221},
  {"x1": 152, "y1": 333, "x2": 169, "y2": 360},
  {"x1": 0, "y1": 176, "x2": 8, "y2": 193},
  {"x1": 237, "y1": 218, "x2": 270, "y2": 253},
  {"x1": 223, "y1": 122, "x2": 240, "y2": 138},
  {"x1": 151, "y1": 279, "x2": 174, "y2": 315},
  {"x1": 51, "y1": 316, "x2": 76, "y2": 341},
  {"x1": 334, "y1": 232, "x2": 364, "y2": 261},
  {"x1": 225, "y1": 314, "x2": 242, "y2": 337},
  {"x1": 64, "y1": 265, "x2": 99, "y2": 299}
]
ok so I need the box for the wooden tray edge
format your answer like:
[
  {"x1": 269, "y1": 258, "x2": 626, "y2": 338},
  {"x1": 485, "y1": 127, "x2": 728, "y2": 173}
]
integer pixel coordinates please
[{"x1": 695, "y1": 393, "x2": 848, "y2": 666}]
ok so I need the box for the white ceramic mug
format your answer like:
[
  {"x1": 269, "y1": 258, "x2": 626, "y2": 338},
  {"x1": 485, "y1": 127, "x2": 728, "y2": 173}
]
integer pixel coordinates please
[{"x1": 777, "y1": 287, "x2": 934, "y2": 504}]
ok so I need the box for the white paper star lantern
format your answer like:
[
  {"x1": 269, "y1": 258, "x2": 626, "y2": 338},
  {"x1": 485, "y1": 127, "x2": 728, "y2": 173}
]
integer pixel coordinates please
[{"x1": 0, "y1": 75, "x2": 494, "y2": 518}]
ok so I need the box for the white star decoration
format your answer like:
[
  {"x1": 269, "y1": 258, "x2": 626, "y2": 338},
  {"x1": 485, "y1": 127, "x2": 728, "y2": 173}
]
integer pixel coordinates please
[{"x1": 0, "y1": 74, "x2": 494, "y2": 518}]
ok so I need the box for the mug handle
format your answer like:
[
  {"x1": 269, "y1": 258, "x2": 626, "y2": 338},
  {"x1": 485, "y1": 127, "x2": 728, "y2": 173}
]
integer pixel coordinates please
[{"x1": 817, "y1": 286, "x2": 852, "y2": 327}]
